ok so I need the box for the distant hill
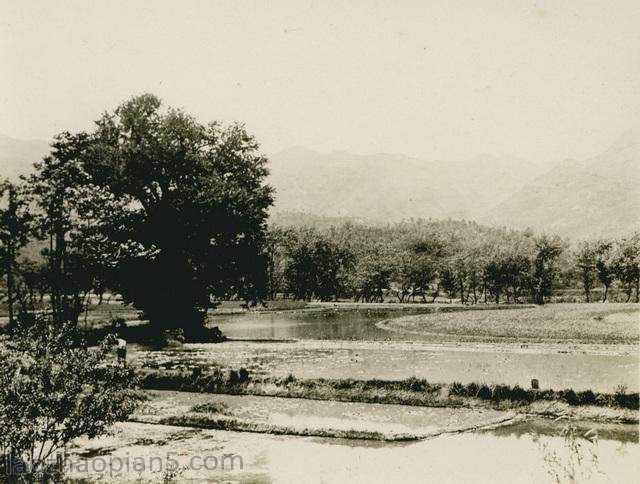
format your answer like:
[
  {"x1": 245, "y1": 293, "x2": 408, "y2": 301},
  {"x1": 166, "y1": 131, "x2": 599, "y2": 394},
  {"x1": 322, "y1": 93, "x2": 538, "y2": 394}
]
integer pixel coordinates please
[
  {"x1": 488, "y1": 129, "x2": 640, "y2": 239},
  {"x1": 2, "y1": 130, "x2": 637, "y2": 240},
  {"x1": 267, "y1": 148, "x2": 545, "y2": 222},
  {"x1": 269, "y1": 211, "x2": 370, "y2": 229},
  {"x1": 0, "y1": 133, "x2": 48, "y2": 180}
]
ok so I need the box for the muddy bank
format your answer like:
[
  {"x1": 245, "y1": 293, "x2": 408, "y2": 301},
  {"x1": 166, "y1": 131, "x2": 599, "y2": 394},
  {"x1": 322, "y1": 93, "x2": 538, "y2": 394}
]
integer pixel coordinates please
[{"x1": 133, "y1": 391, "x2": 517, "y2": 441}]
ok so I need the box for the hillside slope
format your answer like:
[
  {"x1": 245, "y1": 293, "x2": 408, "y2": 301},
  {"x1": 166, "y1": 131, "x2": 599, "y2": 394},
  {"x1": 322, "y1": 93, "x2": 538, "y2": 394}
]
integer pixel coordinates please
[
  {"x1": 0, "y1": 133, "x2": 49, "y2": 179},
  {"x1": 1, "y1": 130, "x2": 637, "y2": 239},
  {"x1": 489, "y1": 129, "x2": 640, "y2": 239},
  {"x1": 267, "y1": 148, "x2": 543, "y2": 222}
]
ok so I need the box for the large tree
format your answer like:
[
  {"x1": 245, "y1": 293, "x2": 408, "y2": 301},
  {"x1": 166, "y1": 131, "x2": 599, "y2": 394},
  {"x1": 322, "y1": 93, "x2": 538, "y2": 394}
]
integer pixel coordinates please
[
  {"x1": 81, "y1": 94, "x2": 273, "y2": 336},
  {"x1": 593, "y1": 240, "x2": 615, "y2": 302},
  {"x1": 612, "y1": 233, "x2": 640, "y2": 303},
  {"x1": 28, "y1": 134, "x2": 133, "y2": 327},
  {"x1": 282, "y1": 228, "x2": 346, "y2": 301},
  {"x1": 530, "y1": 235, "x2": 564, "y2": 305},
  {"x1": 576, "y1": 242, "x2": 597, "y2": 302},
  {"x1": 0, "y1": 180, "x2": 32, "y2": 327}
]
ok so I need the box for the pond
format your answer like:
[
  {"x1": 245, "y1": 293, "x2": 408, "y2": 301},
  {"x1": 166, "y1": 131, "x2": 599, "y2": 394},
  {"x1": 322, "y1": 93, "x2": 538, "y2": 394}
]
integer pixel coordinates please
[{"x1": 210, "y1": 308, "x2": 427, "y2": 341}]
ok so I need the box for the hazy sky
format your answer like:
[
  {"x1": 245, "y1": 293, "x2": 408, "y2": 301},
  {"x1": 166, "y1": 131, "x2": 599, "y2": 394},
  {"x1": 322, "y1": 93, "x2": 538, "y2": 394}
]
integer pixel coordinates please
[{"x1": 1, "y1": 0, "x2": 639, "y2": 163}]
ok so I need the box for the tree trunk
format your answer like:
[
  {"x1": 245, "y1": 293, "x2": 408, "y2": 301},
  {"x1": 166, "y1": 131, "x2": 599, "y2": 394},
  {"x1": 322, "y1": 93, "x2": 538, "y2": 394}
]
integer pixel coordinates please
[
  {"x1": 6, "y1": 246, "x2": 15, "y2": 327},
  {"x1": 602, "y1": 284, "x2": 609, "y2": 302}
]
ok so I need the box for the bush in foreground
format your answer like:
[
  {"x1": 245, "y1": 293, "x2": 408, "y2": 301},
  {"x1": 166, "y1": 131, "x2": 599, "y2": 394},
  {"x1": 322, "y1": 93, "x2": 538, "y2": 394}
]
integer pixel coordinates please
[{"x1": 0, "y1": 319, "x2": 142, "y2": 479}]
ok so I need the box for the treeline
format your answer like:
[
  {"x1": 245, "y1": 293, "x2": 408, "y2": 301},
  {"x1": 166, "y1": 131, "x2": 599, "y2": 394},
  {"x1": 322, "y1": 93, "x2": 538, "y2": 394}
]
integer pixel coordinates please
[{"x1": 265, "y1": 220, "x2": 640, "y2": 304}]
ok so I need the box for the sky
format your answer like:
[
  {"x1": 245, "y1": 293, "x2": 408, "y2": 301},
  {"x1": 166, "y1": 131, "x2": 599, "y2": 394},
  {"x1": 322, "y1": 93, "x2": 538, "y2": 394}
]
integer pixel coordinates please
[{"x1": 1, "y1": 0, "x2": 639, "y2": 163}]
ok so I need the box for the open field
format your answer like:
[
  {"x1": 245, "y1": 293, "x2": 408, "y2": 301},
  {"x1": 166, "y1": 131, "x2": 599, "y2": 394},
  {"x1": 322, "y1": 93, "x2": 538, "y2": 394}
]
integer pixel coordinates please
[{"x1": 378, "y1": 303, "x2": 640, "y2": 344}]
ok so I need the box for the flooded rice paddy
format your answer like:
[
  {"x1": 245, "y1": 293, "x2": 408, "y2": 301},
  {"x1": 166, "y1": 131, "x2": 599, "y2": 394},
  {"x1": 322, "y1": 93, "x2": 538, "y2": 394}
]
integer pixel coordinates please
[
  {"x1": 68, "y1": 420, "x2": 639, "y2": 482},
  {"x1": 133, "y1": 307, "x2": 639, "y2": 392},
  {"x1": 117, "y1": 306, "x2": 639, "y2": 482}
]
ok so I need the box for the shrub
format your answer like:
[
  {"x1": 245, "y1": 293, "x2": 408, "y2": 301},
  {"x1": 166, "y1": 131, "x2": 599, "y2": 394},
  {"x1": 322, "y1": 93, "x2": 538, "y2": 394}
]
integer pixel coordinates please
[
  {"x1": 283, "y1": 373, "x2": 297, "y2": 385},
  {"x1": 613, "y1": 385, "x2": 639, "y2": 409},
  {"x1": 228, "y1": 370, "x2": 239, "y2": 385},
  {"x1": 476, "y1": 384, "x2": 492, "y2": 400},
  {"x1": 536, "y1": 389, "x2": 555, "y2": 401},
  {"x1": 510, "y1": 385, "x2": 533, "y2": 403},
  {"x1": 465, "y1": 382, "x2": 479, "y2": 397},
  {"x1": 595, "y1": 392, "x2": 611, "y2": 406},
  {"x1": 190, "y1": 401, "x2": 230, "y2": 415},
  {"x1": 405, "y1": 377, "x2": 429, "y2": 392},
  {"x1": 361, "y1": 379, "x2": 388, "y2": 390},
  {"x1": 0, "y1": 319, "x2": 141, "y2": 478},
  {"x1": 491, "y1": 384, "x2": 512, "y2": 402},
  {"x1": 238, "y1": 367, "x2": 250, "y2": 383},
  {"x1": 449, "y1": 381, "x2": 465, "y2": 396},
  {"x1": 332, "y1": 379, "x2": 356, "y2": 390},
  {"x1": 577, "y1": 390, "x2": 597, "y2": 406},
  {"x1": 559, "y1": 389, "x2": 579, "y2": 405}
]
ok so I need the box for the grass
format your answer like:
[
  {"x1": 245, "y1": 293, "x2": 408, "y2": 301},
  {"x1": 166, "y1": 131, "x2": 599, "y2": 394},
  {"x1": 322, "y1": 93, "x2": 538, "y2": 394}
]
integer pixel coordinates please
[
  {"x1": 380, "y1": 303, "x2": 640, "y2": 344},
  {"x1": 139, "y1": 367, "x2": 640, "y2": 411},
  {"x1": 259, "y1": 300, "x2": 310, "y2": 311},
  {"x1": 189, "y1": 401, "x2": 231, "y2": 415},
  {"x1": 156, "y1": 414, "x2": 398, "y2": 441}
]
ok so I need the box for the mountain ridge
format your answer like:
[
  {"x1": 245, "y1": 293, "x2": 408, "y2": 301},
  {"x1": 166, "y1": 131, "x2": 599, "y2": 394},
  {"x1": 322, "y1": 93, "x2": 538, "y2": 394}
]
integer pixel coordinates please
[
  {"x1": 488, "y1": 128, "x2": 640, "y2": 239},
  {"x1": 1, "y1": 130, "x2": 637, "y2": 239}
]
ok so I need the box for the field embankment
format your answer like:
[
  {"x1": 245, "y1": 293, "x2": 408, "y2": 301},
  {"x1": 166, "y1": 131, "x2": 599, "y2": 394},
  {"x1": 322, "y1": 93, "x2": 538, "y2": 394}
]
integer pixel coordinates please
[
  {"x1": 139, "y1": 369, "x2": 639, "y2": 423},
  {"x1": 133, "y1": 390, "x2": 516, "y2": 441}
]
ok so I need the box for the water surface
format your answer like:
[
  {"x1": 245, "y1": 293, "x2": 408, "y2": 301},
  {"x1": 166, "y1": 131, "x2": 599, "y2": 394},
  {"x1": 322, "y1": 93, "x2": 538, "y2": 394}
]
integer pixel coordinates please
[{"x1": 68, "y1": 421, "x2": 639, "y2": 482}]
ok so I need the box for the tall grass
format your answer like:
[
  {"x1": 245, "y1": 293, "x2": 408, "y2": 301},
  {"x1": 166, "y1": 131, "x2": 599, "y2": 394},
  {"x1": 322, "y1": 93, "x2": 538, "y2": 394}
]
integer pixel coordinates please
[{"x1": 140, "y1": 368, "x2": 639, "y2": 410}]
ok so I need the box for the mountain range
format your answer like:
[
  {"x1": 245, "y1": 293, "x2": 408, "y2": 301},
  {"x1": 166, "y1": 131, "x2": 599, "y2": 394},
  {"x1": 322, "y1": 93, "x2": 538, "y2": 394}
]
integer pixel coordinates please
[
  {"x1": 268, "y1": 130, "x2": 639, "y2": 239},
  {"x1": 487, "y1": 129, "x2": 640, "y2": 239},
  {"x1": 267, "y1": 147, "x2": 548, "y2": 225},
  {"x1": 1, "y1": 130, "x2": 638, "y2": 240},
  {"x1": 0, "y1": 133, "x2": 50, "y2": 180}
]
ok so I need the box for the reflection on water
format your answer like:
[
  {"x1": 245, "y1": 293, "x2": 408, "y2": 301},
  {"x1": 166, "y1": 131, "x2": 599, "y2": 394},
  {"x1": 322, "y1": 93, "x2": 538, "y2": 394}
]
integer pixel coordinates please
[
  {"x1": 211, "y1": 308, "x2": 426, "y2": 341},
  {"x1": 69, "y1": 421, "x2": 639, "y2": 483},
  {"x1": 268, "y1": 431, "x2": 638, "y2": 484},
  {"x1": 199, "y1": 309, "x2": 640, "y2": 392},
  {"x1": 483, "y1": 418, "x2": 639, "y2": 444}
]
